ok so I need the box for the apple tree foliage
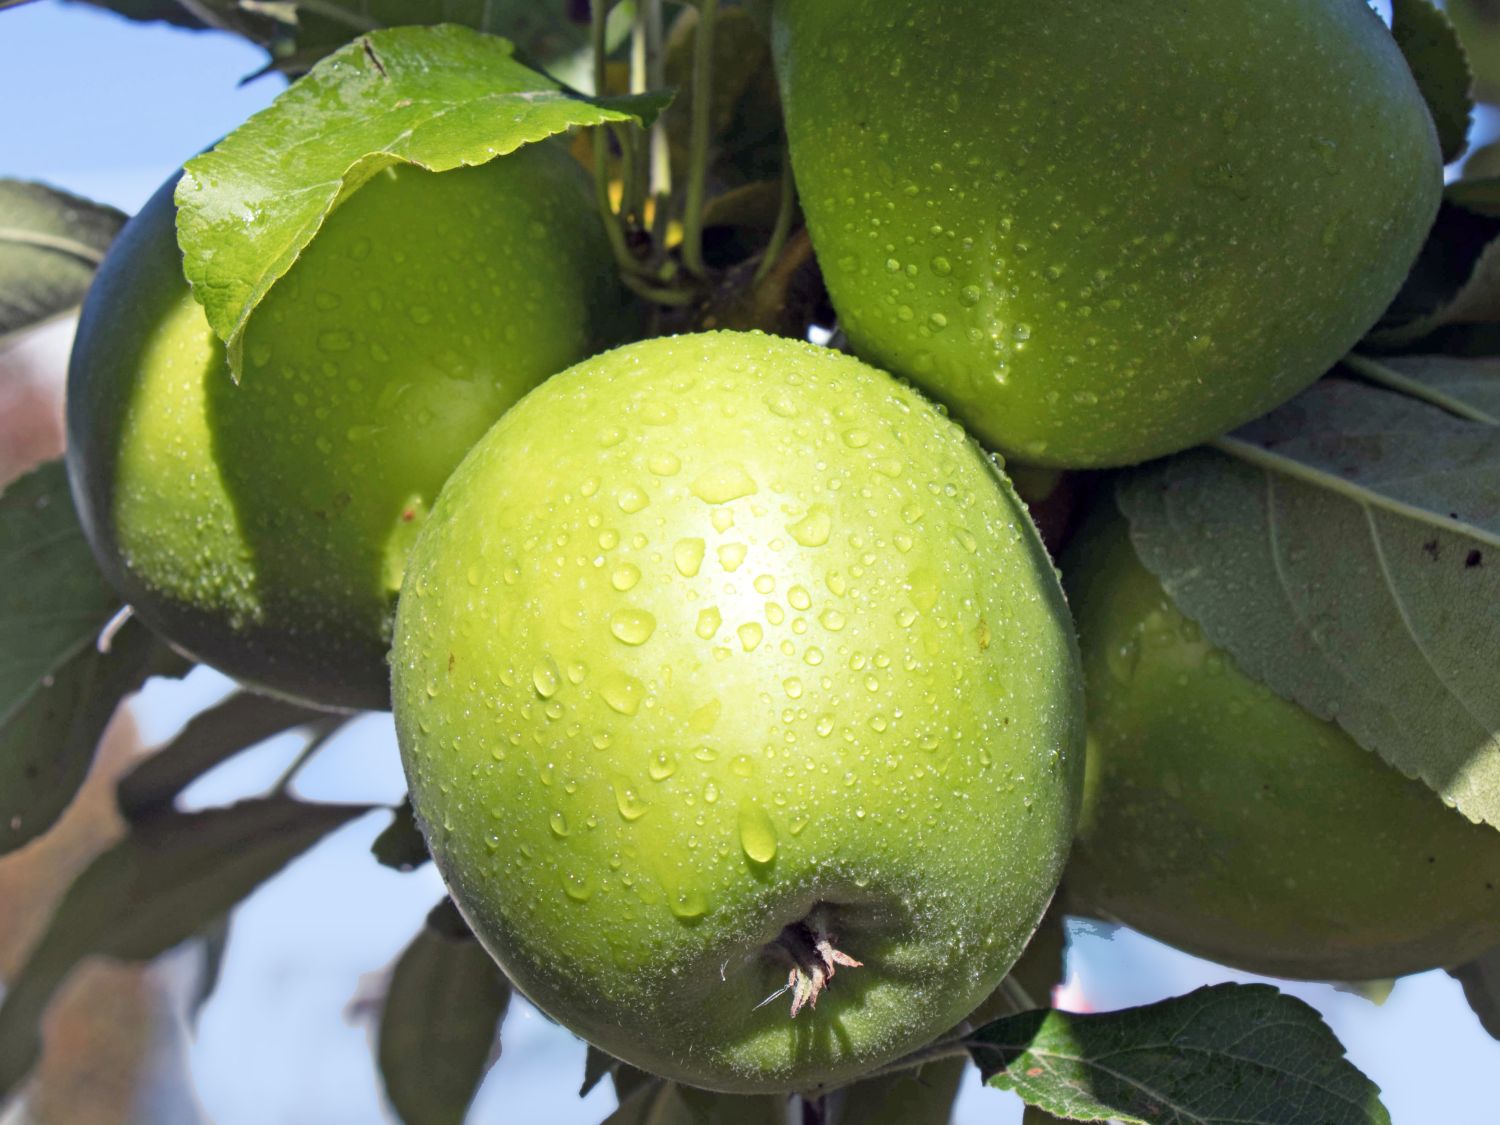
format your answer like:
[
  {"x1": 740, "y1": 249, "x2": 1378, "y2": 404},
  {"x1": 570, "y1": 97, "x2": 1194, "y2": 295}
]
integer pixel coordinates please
[{"x1": 0, "y1": 0, "x2": 1498, "y2": 1121}]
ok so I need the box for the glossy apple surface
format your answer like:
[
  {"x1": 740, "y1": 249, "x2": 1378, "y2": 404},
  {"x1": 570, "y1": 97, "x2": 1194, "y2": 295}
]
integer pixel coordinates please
[
  {"x1": 392, "y1": 331, "x2": 1083, "y2": 1092},
  {"x1": 66, "y1": 143, "x2": 629, "y2": 710},
  {"x1": 774, "y1": 0, "x2": 1441, "y2": 467},
  {"x1": 1063, "y1": 499, "x2": 1500, "y2": 980}
]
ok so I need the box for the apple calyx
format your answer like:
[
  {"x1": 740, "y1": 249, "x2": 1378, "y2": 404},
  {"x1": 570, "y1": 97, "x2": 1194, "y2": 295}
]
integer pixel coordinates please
[{"x1": 760, "y1": 911, "x2": 864, "y2": 1018}]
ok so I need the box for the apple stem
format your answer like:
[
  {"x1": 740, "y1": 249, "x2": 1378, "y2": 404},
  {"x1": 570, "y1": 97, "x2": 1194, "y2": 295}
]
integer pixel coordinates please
[{"x1": 762, "y1": 911, "x2": 863, "y2": 1019}]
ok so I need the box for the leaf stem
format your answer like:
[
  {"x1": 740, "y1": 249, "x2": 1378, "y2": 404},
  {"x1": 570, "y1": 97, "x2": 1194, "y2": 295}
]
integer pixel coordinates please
[
  {"x1": 269, "y1": 717, "x2": 346, "y2": 798},
  {"x1": 1208, "y1": 433, "x2": 1500, "y2": 550},
  {"x1": 752, "y1": 151, "x2": 798, "y2": 287},
  {"x1": 681, "y1": 0, "x2": 719, "y2": 277},
  {"x1": 592, "y1": 0, "x2": 638, "y2": 275},
  {"x1": 1343, "y1": 353, "x2": 1500, "y2": 425}
]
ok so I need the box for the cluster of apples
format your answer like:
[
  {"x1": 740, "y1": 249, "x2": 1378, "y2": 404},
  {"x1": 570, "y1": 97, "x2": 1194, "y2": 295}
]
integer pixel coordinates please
[{"x1": 63, "y1": 0, "x2": 1500, "y2": 1097}]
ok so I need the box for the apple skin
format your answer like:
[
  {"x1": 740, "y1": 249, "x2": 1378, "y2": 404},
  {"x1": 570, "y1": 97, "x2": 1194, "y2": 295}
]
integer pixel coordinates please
[
  {"x1": 773, "y1": 0, "x2": 1441, "y2": 468},
  {"x1": 66, "y1": 143, "x2": 630, "y2": 711},
  {"x1": 392, "y1": 331, "x2": 1084, "y2": 1092},
  {"x1": 1062, "y1": 498, "x2": 1500, "y2": 980}
]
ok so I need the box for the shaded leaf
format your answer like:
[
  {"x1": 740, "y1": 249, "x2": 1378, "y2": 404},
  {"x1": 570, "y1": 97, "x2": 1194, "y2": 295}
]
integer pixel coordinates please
[
  {"x1": 1449, "y1": 945, "x2": 1500, "y2": 1040},
  {"x1": 376, "y1": 898, "x2": 511, "y2": 1125},
  {"x1": 968, "y1": 983, "x2": 1388, "y2": 1125},
  {"x1": 604, "y1": 1079, "x2": 786, "y2": 1125},
  {"x1": 188, "y1": 915, "x2": 233, "y2": 1024},
  {"x1": 1118, "y1": 374, "x2": 1500, "y2": 827},
  {"x1": 1368, "y1": 195, "x2": 1500, "y2": 349},
  {"x1": 0, "y1": 797, "x2": 371, "y2": 1098},
  {"x1": 176, "y1": 23, "x2": 670, "y2": 379},
  {"x1": 371, "y1": 797, "x2": 430, "y2": 871},
  {"x1": 824, "y1": 1058, "x2": 965, "y2": 1125},
  {"x1": 116, "y1": 689, "x2": 332, "y2": 820},
  {"x1": 0, "y1": 179, "x2": 124, "y2": 347},
  {"x1": 581, "y1": 1044, "x2": 617, "y2": 1098},
  {"x1": 0, "y1": 461, "x2": 185, "y2": 854},
  {"x1": 1390, "y1": 0, "x2": 1473, "y2": 165},
  {"x1": 2, "y1": 615, "x2": 176, "y2": 855}
]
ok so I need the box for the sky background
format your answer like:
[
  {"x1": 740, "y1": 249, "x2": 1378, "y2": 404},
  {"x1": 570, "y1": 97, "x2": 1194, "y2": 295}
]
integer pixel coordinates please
[{"x1": 2, "y1": 2, "x2": 1497, "y2": 1122}]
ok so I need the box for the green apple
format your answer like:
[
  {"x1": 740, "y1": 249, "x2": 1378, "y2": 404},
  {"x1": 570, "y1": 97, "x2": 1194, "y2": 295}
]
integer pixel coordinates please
[
  {"x1": 1062, "y1": 498, "x2": 1500, "y2": 980},
  {"x1": 392, "y1": 331, "x2": 1083, "y2": 1092},
  {"x1": 66, "y1": 143, "x2": 631, "y2": 711},
  {"x1": 774, "y1": 0, "x2": 1441, "y2": 467}
]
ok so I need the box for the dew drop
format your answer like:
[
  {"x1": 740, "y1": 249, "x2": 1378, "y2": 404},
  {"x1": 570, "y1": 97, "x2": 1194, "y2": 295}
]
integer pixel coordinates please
[
  {"x1": 738, "y1": 622, "x2": 764, "y2": 652},
  {"x1": 674, "y1": 538, "x2": 706, "y2": 577},
  {"x1": 532, "y1": 658, "x2": 560, "y2": 699},
  {"x1": 738, "y1": 805, "x2": 778, "y2": 864},
  {"x1": 613, "y1": 777, "x2": 648, "y2": 820},
  {"x1": 691, "y1": 462, "x2": 758, "y2": 504},
  {"x1": 790, "y1": 506, "x2": 833, "y2": 548},
  {"x1": 696, "y1": 607, "x2": 722, "y2": 639},
  {"x1": 610, "y1": 608, "x2": 657, "y2": 646},
  {"x1": 600, "y1": 671, "x2": 644, "y2": 716},
  {"x1": 549, "y1": 810, "x2": 570, "y2": 838},
  {"x1": 718, "y1": 543, "x2": 748, "y2": 572},
  {"x1": 649, "y1": 750, "x2": 678, "y2": 781},
  {"x1": 612, "y1": 563, "x2": 641, "y2": 591}
]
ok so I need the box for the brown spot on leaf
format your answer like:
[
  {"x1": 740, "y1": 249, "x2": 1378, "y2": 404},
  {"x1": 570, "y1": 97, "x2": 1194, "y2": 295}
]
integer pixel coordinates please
[{"x1": 1467, "y1": 550, "x2": 1483, "y2": 569}]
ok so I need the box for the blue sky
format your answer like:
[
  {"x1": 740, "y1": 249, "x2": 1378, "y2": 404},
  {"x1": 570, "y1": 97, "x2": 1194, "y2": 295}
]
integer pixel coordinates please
[{"x1": 2, "y1": 2, "x2": 1497, "y2": 1123}]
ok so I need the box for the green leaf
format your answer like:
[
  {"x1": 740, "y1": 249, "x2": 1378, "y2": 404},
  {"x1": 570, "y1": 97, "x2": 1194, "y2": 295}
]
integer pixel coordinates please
[
  {"x1": 1118, "y1": 372, "x2": 1500, "y2": 828},
  {"x1": 824, "y1": 1058, "x2": 966, "y2": 1125},
  {"x1": 1449, "y1": 944, "x2": 1500, "y2": 1040},
  {"x1": 581, "y1": 1045, "x2": 617, "y2": 1098},
  {"x1": 376, "y1": 898, "x2": 511, "y2": 1125},
  {"x1": 0, "y1": 179, "x2": 125, "y2": 347},
  {"x1": 968, "y1": 983, "x2": 1389, "y2": 1125},
  {"x1": 0, "y1": 797, "x2": 371, "y2": 1098},
  {"x1": 603, "y1": 1080, "x2": 787, "y2": 1125},
  {"x1": 1369, "y1": 194, "x2": 1500, "y2": 350},
  {"x1": 0, "y1": 461, "x2": 185, "y2": 854},
  {"x1": 116, "y1": 690, "x2": 333, "y2": 820},
  {"x1": 2, "y1": 615, "x2": 176, "y2": 855},
  {"x1": 371, "y1": 797, "x2": 430, "y2": 871},
  {"x1": 270, "y1": 1, "x2": 626, "y2": 87},
  {"x1": 175, "y1": 23, "x2": 670, "y2": 380},
  {"x1": 1389, "y1": 0, "x2": 1473, "y2": 165}
]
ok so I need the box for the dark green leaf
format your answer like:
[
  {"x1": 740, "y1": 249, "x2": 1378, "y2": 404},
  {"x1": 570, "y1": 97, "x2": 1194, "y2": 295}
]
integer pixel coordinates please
[
  {"x1": 824, "y1": 1058, "x2": 966, "y2": 1125},
  {"x1": 1390, "y1": 0, "x2": 1473, "y2": 165},
  {"x1": 0, "y1": 797, "x2": 371, "y2": 1097},
  {"x1": 604, "y1": 1080, "x2": 787, "y2": 1125},
  {"x1": 272, "y1": 1, "x2": 624, "y2": 87},
  {"x1": 1119, "y1": 374, "x2": 1500, "y2": 828},
  {"x1": 1369, "y1": 195, "x2": 1500, "y2": 349},
  {"x1": 116, "y1": 690, "x2": 331, "y2": 819},
  {"x1": 581, "y1": 1045, "x2": 617, "y2": 1098},
  {"x1": 2, "y1": 615, "x2": 176, "y2": 855},
  {"x1": 376, "y1": 898, "x2": 511, "y2": 1125},
  {"x1": 1449, "y1": 944, "x2": 1500, "y2": 1040},
  {"x1": 176, "y1": 23, "x2": 670, "y2": 380},
  {"x1": 0, "y1": 179, "x2": 125, "y2": 347},
  {"x1": 968, "y1": 983, "x2": 1389, "y2": 1125},
  {"x1": 189, "y1": 915, "x2": 232, "y2": 1024},
  {"x1": 0, "y1": 461, "x2": 185, "y2": 854},
  {"x1": 371, "y1": 798, "x2": 430, "y2": 871}
]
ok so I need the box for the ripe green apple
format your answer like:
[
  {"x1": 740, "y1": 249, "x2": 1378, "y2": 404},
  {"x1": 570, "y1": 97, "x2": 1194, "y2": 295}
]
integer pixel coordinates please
[
  {"x1": 1062, "y1": 498, "x2": 1500, "y2": 980},
  {"x1": 66, "y1": 143, "x2": 631, "y2": 711},
  {"x1": 774, "y1": 0, "x2": 1441, "y2": 467},
  {"x1": 392, "y1": 331, "x2": 1084, "y2": 1092}
]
